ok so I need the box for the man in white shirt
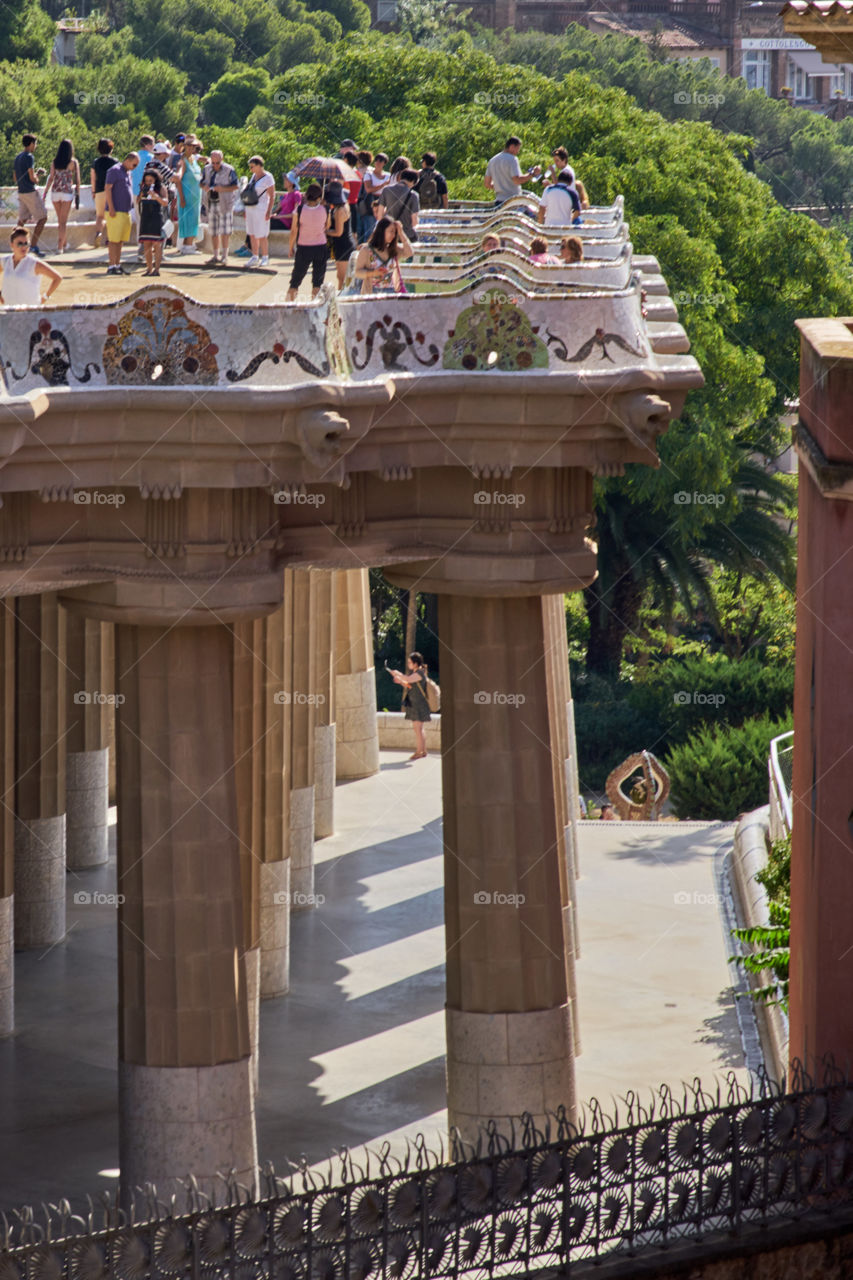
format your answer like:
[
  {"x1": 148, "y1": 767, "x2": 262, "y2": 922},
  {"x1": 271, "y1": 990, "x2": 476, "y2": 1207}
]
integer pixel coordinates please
[
  {"x1": 484, "y1": 136, "x2": 540, "y2": 206},
  {"x1": 537, "y1": 168, "x2": 582, "y2": 227}
]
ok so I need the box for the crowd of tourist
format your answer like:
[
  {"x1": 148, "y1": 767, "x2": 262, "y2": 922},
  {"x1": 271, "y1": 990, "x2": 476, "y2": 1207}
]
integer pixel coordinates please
[{"x1": 0, "y1": 130, "x2": 590, "y2": 305}]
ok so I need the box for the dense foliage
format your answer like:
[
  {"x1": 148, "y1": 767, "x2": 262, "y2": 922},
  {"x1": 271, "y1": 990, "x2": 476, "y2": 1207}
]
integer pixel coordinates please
[{"x1": 667, "y1": 711, "x2": 793, "y2": 821}]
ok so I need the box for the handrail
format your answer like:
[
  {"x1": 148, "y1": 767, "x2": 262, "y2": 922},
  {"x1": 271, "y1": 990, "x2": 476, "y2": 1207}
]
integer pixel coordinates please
[{"x1": 768, "y1": 729, "x2": 794, "y2": 840}]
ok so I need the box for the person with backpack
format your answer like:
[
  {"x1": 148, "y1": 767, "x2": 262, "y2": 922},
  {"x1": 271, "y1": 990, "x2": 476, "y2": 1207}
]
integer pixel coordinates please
[
  {"x1": 388, "y1": 652, "x2": 436, "y2": 760},
  {"x1": 286, "y1": 181, "x2": 330, "y2": 300},
  {"x1": 415, "y1": 152, "x2": 448, "y2": 212},
  {"x1": 381, "y1": 168, "x2": 420, "y2": 242}
]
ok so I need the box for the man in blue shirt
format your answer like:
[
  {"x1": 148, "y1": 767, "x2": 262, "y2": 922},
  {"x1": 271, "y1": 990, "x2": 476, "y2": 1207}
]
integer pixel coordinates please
[
  {"x1": 13, "y1": 134, "x2": 47, "y2": 257},
  {"x1": 131, "y1": 134, "x2": 155, "y2": 260}
]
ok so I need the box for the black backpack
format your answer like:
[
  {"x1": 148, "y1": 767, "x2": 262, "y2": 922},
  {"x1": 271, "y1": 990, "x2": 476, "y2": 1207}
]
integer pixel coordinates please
[{"x1": 417, "y1": 168, "x2": 441, "y2": 210}]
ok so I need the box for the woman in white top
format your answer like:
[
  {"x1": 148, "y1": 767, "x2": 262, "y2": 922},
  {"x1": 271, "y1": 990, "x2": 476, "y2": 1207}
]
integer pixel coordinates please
[
  {"x1": 242, "y1": 155, "x2": 276, "y2": 268},
  {"x1": 42, "y1": 138, "x2": 81, "y2": 254},
  {"x1": 0, "y1": 229, "x2": 62, "y2": 305}
]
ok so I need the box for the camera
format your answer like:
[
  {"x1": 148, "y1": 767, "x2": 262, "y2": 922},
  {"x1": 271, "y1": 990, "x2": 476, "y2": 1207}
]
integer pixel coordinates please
[{"x1": 209, "y1": 190, "x2": 219, "y2": 202}]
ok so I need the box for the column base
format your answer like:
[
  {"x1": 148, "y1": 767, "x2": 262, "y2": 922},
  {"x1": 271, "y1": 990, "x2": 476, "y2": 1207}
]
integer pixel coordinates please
[
  {"x1": 14, "y1": 815, "x2": 66, "y2": 949},
  {"x1": 314, "y1": 723, "x2": 336, "y2": 839},
  {"x1": 0, "y1": 895, "x2": 12, "y2": 1037},
  {"x1": 259, "y1": 862, "x2": 290, "y2": 998},
  {"x1": 335, "y1": 670, "x2": 379, "y2": 780},
  {"x1": 66, "y1": 747, "x2": 109, "y2": 870},
  {"x1": 446, "y1": 1004, "x2": 575, "y2": 1141},
  {"x1": 119, "y1": 1058, "x2": 257, "y2": 1203},
  {"x1": 289, "y1": 786, "x2": 315, "y2": 907},
  {"x1": 244, "y1": 947, "x2": 260, "y2": 1095}
]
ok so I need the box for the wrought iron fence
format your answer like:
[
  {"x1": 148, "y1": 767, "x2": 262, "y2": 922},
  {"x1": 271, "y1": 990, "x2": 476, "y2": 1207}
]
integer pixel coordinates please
[{"x1": 3, "y1": 1062, "x2": 853, "y2": 1280}]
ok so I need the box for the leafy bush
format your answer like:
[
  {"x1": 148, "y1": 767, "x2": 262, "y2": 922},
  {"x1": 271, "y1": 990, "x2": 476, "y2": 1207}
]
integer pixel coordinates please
[
  {"x1": 572, "y1": 670, "x2": 664, "y2": 792},
  {"x1": 731, "y1": 831, "x2": 791, "y2": 1009},
  {"x1": 667, "y1": 711, "x2": 793, "y2": 820}
]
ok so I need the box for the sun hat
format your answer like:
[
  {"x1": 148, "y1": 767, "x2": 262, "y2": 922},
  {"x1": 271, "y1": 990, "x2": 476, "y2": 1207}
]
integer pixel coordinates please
[{"x1": 285, "y1": 168, "x2": 300, "y2": 190}]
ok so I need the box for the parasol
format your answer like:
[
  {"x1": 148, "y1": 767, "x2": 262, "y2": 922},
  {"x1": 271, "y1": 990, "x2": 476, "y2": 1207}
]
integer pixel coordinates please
[{"x1": 292, "y1": 156, "x2": 361, "y2": 185}]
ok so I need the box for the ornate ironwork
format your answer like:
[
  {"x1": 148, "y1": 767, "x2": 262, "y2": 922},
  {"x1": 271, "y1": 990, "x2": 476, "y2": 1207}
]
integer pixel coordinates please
[{"x1": 4, "y1": 1061, "x2": 853, "y2": 1278}]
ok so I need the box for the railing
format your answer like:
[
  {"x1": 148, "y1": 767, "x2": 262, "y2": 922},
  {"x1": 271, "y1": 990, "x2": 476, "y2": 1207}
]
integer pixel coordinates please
[
  {"x1": 4, "y1": 1063, "x2": 853, "y2": 1278},
  {"x1": 769, "y1": 729, "x2": 794, "y2": 842}
]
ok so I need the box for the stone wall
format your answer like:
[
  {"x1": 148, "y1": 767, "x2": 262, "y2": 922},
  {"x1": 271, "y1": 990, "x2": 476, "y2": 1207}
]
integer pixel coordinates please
[{"x1": 376, "y1": 711, "x2": 441, "y2": 751}]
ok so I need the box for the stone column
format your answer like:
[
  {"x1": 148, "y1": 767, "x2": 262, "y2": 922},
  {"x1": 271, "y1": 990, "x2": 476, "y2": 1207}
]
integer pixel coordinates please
[
  {"x1": 334, "y1": 569, "x2": 379, "y2": 780},
  {"x1": 287, "y1": 569, "x2": 316, "y2": 906},
  {"x1": 64, "y1": 611, "x2": 110, "y2": 870},
  {"x1": 233, "y1": 620, "x2": 261, "y2": 1083},
  {"x1": 542, "y1": 593, "x2": 581, "y2": 1055},
  {"x1": 14, "y1": 594, "x2": 66, "y2": 950},
  {"x1": 254, "y1": 607, "x2": 292, "y2": 995},
  {"x1": 312, "y1": 569, "x2": 336, "y2": 839},
  {"x1": 440, "y1": 593, "x2": 575, "y2": 1140},
  {"x1": 115, "y1": 622, "x2": 256, "y2": 1198},
  {"x1": 0, "y1": 600, "x2": 14, "y2": 1036}
]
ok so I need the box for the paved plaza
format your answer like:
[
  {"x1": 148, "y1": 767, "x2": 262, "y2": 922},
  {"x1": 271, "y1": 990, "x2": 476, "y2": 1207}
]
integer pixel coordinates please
[{"x1": 0, "y1": 749, "x2": 747, "y2": 1214}]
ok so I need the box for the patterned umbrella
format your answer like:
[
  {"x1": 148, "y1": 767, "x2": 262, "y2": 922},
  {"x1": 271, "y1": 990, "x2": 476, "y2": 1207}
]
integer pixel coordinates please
[{"x1": 292, "y1": 156, "x2": 361, "y2": 185}]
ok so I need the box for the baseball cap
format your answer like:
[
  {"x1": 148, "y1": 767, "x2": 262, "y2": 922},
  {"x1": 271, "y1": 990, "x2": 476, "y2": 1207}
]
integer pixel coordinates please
[
  {"x1": 153, "y1": 142, "x2": 170, "y2": 154},
  {"x1": 340, "y1": 139, "x2": 356, "y2": 149}
]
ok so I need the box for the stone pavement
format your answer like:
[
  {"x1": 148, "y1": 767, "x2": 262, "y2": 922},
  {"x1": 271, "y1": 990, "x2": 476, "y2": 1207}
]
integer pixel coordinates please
[{"x1": 0, "y1": 750, "x2": 748, "y2": 1213}]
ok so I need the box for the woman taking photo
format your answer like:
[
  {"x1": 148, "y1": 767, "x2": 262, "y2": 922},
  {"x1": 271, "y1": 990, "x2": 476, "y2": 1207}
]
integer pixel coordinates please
[
  {"x1": 175, "y1": 135, "x2": 202, "y2": 254},
  {"x1": 351, "y1": 216, "x2": 412, "y2": 295},
  {"x1": 242, "y1": 155, "x2": 276, "y2": 268},
  {"x1": 137, "y1": 167, "x2": 168, "y2": 275},
  {"x1": 43, "y1": 139, "x2": 80, "y2": 254},
  {"x1": 388, "y1": 653, "x2": 431, "y2": 761}
]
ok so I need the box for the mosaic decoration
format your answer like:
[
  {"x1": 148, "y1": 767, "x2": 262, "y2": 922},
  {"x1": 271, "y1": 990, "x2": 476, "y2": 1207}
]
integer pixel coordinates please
[
  {"x1": 225, "y1": 345, "x2": 330, "y2": 382},
  {"x1": 326, "y1": 297, "x2": 351, "y2": 378},
  {"x1": 351, "y1": 316, "x2": 440, "y2": 373},
  {"x1": 547, "y1": 327, "x2": 647, "y2": 363},
  {"x1": 442, "y1": 288, "x2": 548, "y2": 372},
  {"x1": 3, "y1": 318, "x2": 100, "y2": 387},
  {"x1": 102, "y1": 296, "x2": 219, "y2": 385}
]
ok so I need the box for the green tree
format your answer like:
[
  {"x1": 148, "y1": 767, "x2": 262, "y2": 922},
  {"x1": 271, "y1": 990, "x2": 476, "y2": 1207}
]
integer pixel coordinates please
[
  {"x1": 0, "y1": 0, "x2": 56, "y2": 63},
  {"x1": 201, "y1": 66, "x2": 272, "y2": 127}
]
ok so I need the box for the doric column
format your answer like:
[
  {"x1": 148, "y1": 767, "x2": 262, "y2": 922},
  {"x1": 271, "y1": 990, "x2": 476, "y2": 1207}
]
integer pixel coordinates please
[
  {"x1": 311, "y1": 569, "x2": 336, "y2": 839},
  {"x1": 0, "y1": 600, "x2": 14, "y2": 1036},
  {"x1": 64, "y1": 610, "x2": 110, "y2": 870},
  {"x1": 14, "y1": 594, "x2": 66, "y2": 950},
  {"x1": 233, "y1": 620, "x2": 261, "y2": 1083},
  {"x1": 287, "y1": 569, "x2": 316, "y2": 906},
  {"x1": 439, "y1": 593, "x2": 575, "y2": 1139},
  {"x1": 115, "y1": 622, "x2": 255, "y2": 1198},
  {"x1": 255, "y1": 607, "x2": 292, "y2": 994},
  {"x1": 334, "y1": 569, "x2": 379, "y2": 780},
  {"x1": 542, "y1": 593, "x2": 581, "y2": 1055}
]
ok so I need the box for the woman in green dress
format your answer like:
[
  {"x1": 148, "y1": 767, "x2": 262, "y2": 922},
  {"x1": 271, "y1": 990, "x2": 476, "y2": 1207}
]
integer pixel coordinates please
[
  {"x1": 389, "y1": 652, "x2": 431, "y2": 761},
  {"x1": 176, "y1": 135, "x2": 202, "y2": 254}
]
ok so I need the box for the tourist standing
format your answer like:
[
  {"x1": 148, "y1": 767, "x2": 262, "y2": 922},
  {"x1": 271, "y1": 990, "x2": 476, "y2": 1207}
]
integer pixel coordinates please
[
  {"x1": 201, "y1": 149, "x2": 239, "y2": 267},
  {"x1": 104, "y1": 152, "x2": 139, "y2": 275},
  {"x1": 382, "y1": 168, "x2": 420, "y2": 242},
  {"x1": 137, "y1": 168, "x2": 169, "y2": 275},
  {"x1": 537, "y1": 168, "x2": 581, "y2": 227},
  {"x1": 0, "y1": 228, "x2": 61, "y2": 304},
  {"x1": 89, "y1": 138, "x2": 115, "y2": 248},
  {"x1": 13, "y1": 135, "x2": 47, "y2": 257},
  {"x1": 354, "y1": 150, "x2": 372, "y2": 239},
  {"x1": 414, "y1": 152, "x2": 448, "y2": 211},
  {"x1": 42, "y1": 139, "x2": 80, "y2": 254},
  {"x1": 360, "y1": 153, "x2": 390, "y2": 242},
  {"x1": 242, "y1": 155, "x2": 276, "y2": 268},
  {"x1": 388, "y1": 653, "x2": 431, "y2": 761},
  {"x1": 130, "y1": 134, "x2": 155, "y2": 261},
  {"x1": 325, "y1": 180, "x2": 356, "y2": 288},
  {"x1": 286, "y1": 182, "x2": 329, "y2": 300},
  {"x1": 176, "y1": 135, "x2": 202, "y2": 253},
  {"x1": 484, "y1": 136, "x2": 540, "y2": 206}
]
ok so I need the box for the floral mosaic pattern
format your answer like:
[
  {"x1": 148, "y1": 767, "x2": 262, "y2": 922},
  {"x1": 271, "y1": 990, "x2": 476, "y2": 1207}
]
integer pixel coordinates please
[
  {"x1": 4, "y1": 318, "x2": 100, "y2": 387},
  {"x1": 442, "y1": 289, "x2": 548, "y2": 371},
  {"x1": 351, "y1": 316, "x2": 440, "y2": 372},
  {"x1": 102, "y1": 296, "x2": 219, "y2": 384}
]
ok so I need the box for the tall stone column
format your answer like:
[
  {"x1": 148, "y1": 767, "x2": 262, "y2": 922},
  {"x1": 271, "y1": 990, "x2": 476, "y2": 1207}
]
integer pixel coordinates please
[
  {"x1": 14, "y1": 594, "x2": 66, "y2": 950},
  {"x1": 115, "y1": 622, "x2": 256, "y2": 1198},
  {"x1": 287, "y1": 569, "x2": 316, "y2": 906},
  {"x1": 0, "y1": 600, "x2": 14, "y2": 1036},
  {"x1": 233, "y1": 620, "x2": 261, "y2": 1082},
  {"x1": 542, "y1": 593, "x2": 580, "y2": 1055},
  {"x1": 312, "y1": 569, "x2": 336, "y2": 839},
  {"x1": 334, "y1": 569, "x2": 379, "y2": 780},
  {"x1": 254, "y1": 607, "x2": 292, "y2": 995},
  {"x1": 64, "y1": 611, "x2": 110, "y2": 870},
  {"x1": 440, "y1": 593, "x2": 575, "y2": 1139}
]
